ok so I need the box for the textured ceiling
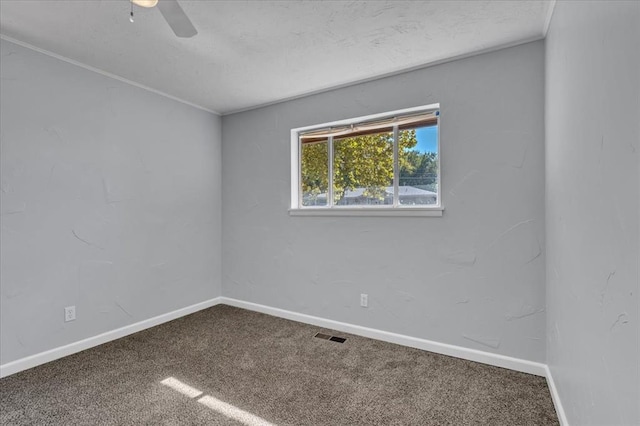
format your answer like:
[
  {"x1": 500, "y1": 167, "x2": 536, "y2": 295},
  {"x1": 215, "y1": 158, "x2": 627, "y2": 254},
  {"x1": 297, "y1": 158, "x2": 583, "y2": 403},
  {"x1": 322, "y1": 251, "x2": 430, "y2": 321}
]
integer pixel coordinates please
[{"x1": 0, "y1": 1, "x2": 553, "y2": 114}]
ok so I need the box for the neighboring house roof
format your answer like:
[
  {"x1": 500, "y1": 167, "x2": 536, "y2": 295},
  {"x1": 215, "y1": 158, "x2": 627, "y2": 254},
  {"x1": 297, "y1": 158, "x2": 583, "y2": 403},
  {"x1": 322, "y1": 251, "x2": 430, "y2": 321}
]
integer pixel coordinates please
[{"x1": 314, "y1": 186, "x2": 436, "y2": 200}]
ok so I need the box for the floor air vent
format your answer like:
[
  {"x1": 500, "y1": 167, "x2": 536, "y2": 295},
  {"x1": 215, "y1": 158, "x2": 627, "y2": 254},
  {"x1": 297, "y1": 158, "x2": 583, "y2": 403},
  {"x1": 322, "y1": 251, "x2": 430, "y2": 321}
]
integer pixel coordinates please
[{"x1": 314, "y1": 332, "x2": 346, "y2": 343}]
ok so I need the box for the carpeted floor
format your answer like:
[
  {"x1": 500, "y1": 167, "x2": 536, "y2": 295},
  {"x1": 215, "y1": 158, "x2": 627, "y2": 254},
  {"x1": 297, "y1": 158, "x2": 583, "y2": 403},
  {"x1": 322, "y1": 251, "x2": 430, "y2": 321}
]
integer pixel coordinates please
[{"x1": 0, "y1": 305, "x2": 559, "y2": 425}]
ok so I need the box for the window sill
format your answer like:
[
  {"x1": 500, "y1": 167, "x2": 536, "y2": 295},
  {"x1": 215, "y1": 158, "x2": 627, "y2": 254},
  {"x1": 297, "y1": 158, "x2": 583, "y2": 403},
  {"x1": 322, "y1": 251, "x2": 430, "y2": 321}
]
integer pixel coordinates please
[{"x1": 288, "y1": 207, "x2": 444, "y2": 217}]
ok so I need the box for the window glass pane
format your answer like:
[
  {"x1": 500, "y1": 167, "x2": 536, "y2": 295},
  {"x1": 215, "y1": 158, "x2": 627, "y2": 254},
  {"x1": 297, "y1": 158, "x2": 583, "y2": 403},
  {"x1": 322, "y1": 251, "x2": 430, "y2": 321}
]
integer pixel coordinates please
[
  {"x1": 301, "y1": 140, "x2": 328, "y2": 206},
  {"x1": 333, "y1": 131, "x2": 394, "y2": 206},
  {"x1": 398, "y1": 125, "x2": 438, "y2": 205}
]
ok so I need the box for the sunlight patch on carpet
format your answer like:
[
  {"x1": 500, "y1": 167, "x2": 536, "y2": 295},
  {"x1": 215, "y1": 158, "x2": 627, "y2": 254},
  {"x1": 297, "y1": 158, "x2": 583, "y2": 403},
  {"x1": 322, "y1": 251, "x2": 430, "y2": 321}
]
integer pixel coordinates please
[
  {"x1": 198, "y1": 395, "x2": 275, "y2": 426},
  {"x1": 161, "y1": 376, "x2": 276, "y2": 426},
  {"x1": 161, "y1": 377, "x2": 203, "y2": 398}
]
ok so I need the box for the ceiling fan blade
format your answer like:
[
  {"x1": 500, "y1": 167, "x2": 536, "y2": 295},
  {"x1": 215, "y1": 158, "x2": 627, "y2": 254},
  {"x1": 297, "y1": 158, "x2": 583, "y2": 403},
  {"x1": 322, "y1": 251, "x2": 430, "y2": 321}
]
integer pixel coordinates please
[{"x1": 157, "y1": 0, "x2": 197, "y2": 38}]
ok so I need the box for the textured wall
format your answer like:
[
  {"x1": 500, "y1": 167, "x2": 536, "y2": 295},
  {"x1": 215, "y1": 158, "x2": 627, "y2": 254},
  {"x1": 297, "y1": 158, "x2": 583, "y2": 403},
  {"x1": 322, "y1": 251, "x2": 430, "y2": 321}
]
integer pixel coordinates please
[
  {"x1": 0, "y1": 40, "x2": 222, "y2": 365},
  {"x1": 545, "y1": 2, "x2": 639, "y2": 424},
  {"x1": 222, "y1": 41, "x2": 546, "y2": 362}
]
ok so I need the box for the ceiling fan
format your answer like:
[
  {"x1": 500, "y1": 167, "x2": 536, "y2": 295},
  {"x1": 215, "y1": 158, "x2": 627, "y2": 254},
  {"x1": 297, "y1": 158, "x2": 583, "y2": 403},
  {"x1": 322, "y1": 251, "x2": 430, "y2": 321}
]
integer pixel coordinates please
[{"x1": 129, "y1": 0, "x2": 197, "y2": 38}]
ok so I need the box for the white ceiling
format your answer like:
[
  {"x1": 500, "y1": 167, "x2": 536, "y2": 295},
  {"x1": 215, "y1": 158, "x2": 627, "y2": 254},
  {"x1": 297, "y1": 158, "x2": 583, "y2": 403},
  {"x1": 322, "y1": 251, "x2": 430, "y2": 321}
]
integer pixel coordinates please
[{"x1": 0, "y1": 1, "x2": 553, "y2": 114}]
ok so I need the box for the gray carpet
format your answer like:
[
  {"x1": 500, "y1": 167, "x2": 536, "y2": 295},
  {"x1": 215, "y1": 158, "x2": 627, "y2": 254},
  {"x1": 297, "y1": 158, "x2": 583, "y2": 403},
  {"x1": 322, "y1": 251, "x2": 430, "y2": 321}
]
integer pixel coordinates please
[{"x1": 0, "y1": 305, "x2": 559, "y2": 425}]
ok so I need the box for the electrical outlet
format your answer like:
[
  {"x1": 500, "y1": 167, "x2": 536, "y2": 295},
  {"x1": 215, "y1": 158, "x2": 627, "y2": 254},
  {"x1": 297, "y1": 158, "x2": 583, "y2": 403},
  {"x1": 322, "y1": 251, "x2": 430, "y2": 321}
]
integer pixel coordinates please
[
  {"x1": 64, "y1": 306, "x2": 76, "y2": 322},
  {"x1": 360, "y1": 293, "x2": 368, "y2": 308}
]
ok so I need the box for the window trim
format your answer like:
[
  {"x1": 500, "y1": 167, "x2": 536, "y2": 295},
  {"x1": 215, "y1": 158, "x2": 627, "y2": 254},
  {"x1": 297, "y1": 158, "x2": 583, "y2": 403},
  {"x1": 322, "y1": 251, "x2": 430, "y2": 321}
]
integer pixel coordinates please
[{"x1": 290, "y1": 103, "x2": 442, "y2": 216}]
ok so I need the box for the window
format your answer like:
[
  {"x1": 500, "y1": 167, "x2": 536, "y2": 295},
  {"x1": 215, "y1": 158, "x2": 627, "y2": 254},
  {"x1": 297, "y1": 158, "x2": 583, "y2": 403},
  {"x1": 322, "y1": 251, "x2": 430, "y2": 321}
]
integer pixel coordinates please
[{"x1": 290, "y1": 104, "x2": 442, "y2": 216}]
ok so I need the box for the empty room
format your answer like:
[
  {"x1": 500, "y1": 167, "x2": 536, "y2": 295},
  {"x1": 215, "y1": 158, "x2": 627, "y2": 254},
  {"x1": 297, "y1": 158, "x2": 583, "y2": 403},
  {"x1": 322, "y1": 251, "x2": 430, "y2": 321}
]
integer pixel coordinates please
[{"x1": 0, "y1": 0, "x2": 637, "y2": 425}]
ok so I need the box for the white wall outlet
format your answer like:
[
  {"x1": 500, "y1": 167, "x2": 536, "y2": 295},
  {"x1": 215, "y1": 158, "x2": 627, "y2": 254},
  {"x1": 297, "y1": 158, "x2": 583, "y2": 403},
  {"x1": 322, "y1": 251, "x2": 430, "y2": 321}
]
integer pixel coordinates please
[
  {"x1": 360, "y1": 293, "x2": 368, "y2": 308},
  {"x1": 64, "y1": 306, "x2": 76, "y2": 322}
]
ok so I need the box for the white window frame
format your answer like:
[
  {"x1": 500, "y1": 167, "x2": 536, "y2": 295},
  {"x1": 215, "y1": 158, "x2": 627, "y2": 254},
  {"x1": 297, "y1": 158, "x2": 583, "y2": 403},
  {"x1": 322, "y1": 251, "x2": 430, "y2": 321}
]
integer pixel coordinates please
[{"x1": 290, "y1": 104, "x2": 443, "y2": 217}]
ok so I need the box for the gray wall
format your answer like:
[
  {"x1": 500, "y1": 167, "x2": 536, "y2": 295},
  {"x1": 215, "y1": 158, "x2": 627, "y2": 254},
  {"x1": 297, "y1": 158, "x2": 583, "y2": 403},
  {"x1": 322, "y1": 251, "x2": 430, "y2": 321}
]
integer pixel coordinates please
[
  {"x1": 545, "y1": 2, "x2": 639, "y2": 425},
  {"x1": 0, "y1": 40, "x2": 222, "y2": 365},
  {"x1": 222, "y1": 41, "x2": 546, "y2": 362}
]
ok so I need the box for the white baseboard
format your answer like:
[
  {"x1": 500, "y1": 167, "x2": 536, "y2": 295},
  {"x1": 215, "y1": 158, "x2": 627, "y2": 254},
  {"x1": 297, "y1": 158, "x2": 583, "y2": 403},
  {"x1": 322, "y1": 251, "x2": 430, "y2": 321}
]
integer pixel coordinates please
[
  {"x1": 219, "y1": 297, "x2": 547, "y2": 377},
  {"x1": 545, "y1": 365, "x2": 569, "y2": 426},
  {"x1": 2, "y1": 296, "x2": 549, "y2": 382},
  {"x1": 0, "y1": 297, "x2": 223, "y2": 378}
]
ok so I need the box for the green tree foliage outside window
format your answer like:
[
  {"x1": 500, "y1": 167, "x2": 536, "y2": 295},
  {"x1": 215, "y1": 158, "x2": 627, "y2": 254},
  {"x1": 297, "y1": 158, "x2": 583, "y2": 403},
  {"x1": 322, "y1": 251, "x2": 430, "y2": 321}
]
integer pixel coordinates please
[
  {"x1": 300, "y1": 141, "x2": 329, "y2": 204},
  {"x1": 301, "y1": 127, "x2": 438, "y2": 205}
]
